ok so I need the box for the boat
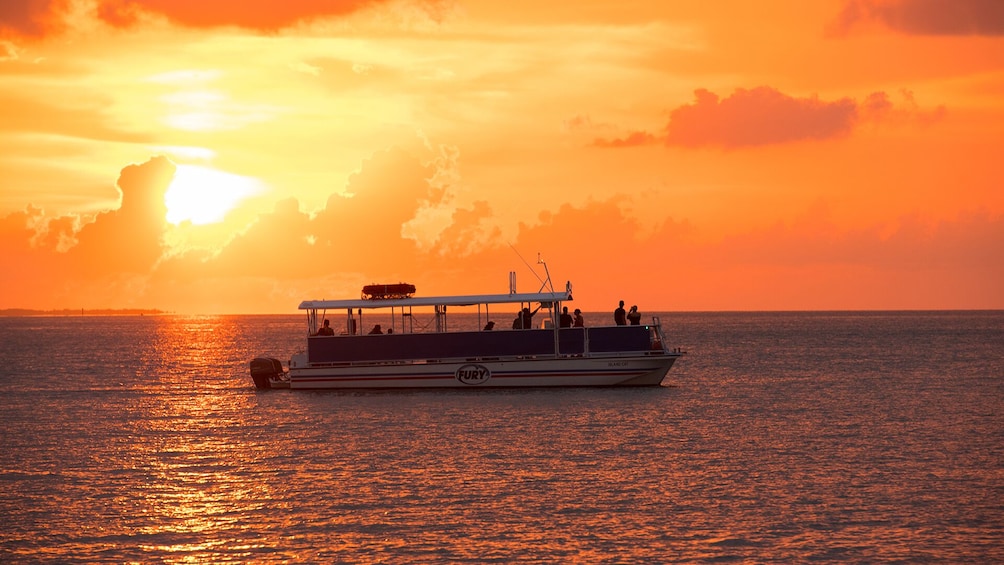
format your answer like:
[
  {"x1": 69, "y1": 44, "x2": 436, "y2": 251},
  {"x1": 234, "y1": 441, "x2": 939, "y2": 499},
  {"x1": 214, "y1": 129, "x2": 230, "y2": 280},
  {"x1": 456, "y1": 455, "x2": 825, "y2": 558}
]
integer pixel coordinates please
[{"x1": 249, "y1": 272, "x2": 682, "y2": 390}]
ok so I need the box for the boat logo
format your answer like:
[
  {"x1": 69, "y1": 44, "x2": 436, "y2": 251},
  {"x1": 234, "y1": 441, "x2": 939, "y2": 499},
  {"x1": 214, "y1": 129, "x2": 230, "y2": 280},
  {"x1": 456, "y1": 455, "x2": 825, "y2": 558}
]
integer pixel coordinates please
[{"x1": 455, "y1": 364, "x2": 491, "y2": 385}]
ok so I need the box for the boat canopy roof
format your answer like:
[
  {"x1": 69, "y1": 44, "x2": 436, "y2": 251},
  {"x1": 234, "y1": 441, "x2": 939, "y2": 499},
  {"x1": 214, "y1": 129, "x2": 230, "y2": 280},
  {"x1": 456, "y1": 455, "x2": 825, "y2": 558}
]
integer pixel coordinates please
[{"x1": 299, "y1": 289, "x2": 573, "y2": 311}]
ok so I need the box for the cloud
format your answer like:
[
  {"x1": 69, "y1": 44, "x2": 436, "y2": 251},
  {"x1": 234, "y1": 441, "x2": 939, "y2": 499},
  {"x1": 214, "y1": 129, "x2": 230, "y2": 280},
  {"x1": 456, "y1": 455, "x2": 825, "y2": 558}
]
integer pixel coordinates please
[
  {"x1": 1, "y1": 146, "x2": 483, "y2": 310},
  {"x1": 1, "y1": 0, "x2": 418, "y2": 37},
  {"x1": 665, "y1": 87, "x2": 857, "y2": 148},
  {"x1": 0, "y1": 92, "x2": 151, "y2": 144},
  {"x1": 858, "y1": 90, "x2": 946, "y2": 126},
  {"x1": 2, "y1": 148, "x2": 1001, "y2": 312},
  {"x1": 701, "y1": 206, "x2": 1004, "y2": 308},
  {"x1": 0, "y1": 156, "x2": 174, "y2": 307},
  {"x1": 592, "y1": 131, "x2": 658, "y2": 148},
  {"x1": 0, "y1": 0, "x2": 60, "y2": 37},
  {"x1": 831, "y1": 0, "x2": 1004, "y2": 36},
  {"x1": 66, "y1": 156, "x2": 174, "y2": 275},
  {"x1": 435, "y1": 199, "x2": 1004, "y2": 310},
  {"x1": 4, "y1": 157, "x2": 173, "y2": 276},
  {"x1": 0, "y1": 39, "x2": 18, "y2": 59},
  {"x1": 594, "y1": 87, "x2": 944, "y2": 149},
  {"x1": 163, "y1": 145, "x2": 460, "y2": 285},
  {"x1": 96, "y1": 0, "x2": 388, "y2": 30},
  {"x1": 426, "y1": 200, "x2": 501, "y2": 257},
  {"x1": 193, "y1": 197, "x2": 315, "y2": 279},
  {"x1": 712, "y1": 203, "x2": 996, "y2": 270},
  {"x1": 306, "y1": 146, "x2": 433, "y2": 272}
]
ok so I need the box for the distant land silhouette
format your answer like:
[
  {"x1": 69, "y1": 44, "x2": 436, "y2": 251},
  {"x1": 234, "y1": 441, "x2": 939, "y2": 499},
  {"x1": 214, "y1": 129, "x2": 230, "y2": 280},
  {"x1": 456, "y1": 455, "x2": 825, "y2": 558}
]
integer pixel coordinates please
[{"x1": 1, "y1": 308, "x2": 166, "y2": 317}]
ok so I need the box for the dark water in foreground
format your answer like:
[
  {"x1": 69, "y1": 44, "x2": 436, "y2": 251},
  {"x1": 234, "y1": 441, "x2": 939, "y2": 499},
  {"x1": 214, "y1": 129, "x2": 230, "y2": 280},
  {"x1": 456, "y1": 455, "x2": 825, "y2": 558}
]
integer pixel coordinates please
[{"x1": 1, "y1": 311, "x2": 1002, "y2": 563}]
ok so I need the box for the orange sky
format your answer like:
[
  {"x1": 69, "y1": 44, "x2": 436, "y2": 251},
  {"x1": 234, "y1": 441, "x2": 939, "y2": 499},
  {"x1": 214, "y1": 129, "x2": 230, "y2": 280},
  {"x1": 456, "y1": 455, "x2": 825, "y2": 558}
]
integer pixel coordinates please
[{"x1": 1, "y1": 0, "x2": 1002, "y2": 313}]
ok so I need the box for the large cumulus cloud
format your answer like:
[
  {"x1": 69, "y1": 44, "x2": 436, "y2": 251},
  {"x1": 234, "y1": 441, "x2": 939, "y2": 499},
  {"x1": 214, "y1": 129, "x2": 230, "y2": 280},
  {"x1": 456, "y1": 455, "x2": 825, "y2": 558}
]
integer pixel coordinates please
[
  {"x1": 0, "y1": 156, "x2": 174, "y2": 307},
  {"x1": 2, "y1": 147, "x2": 1002, "y2": 312}
]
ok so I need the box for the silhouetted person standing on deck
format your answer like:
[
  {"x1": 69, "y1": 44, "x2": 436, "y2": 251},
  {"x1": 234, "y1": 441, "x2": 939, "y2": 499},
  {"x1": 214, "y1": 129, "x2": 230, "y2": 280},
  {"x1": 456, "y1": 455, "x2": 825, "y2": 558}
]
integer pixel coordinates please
[
  {"x1": 614, "y1": 300, "x2": 627, "y2": 325},
  {"x1": 512, "y1": 305, "x2": 541, "y2": 329},
  {"x1": 317, "y1": 319, "x2": 334, "y2": 336},
  {"x1": 627, "y1": 305, "x2": 641, "y2": 325},
  {"x1": 560, "y1": 306, "x2": 573, "y2": 328}
]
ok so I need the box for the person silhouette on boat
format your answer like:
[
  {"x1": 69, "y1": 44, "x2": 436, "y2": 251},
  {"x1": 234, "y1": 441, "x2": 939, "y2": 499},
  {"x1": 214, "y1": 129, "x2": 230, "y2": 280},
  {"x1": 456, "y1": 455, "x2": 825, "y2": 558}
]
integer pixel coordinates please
[
  {"x1": 316, "y1": 319, "x2": 335, "y2": 336},
  {"x1": 512, "y1": 305, "x2": 541, "y2": 329},
  {"x1": 573, "y1": 308, "x2": 584, "y2": 327},
  {"x1": 627, "y1": 305, "x2": 641, "y2": 325},
  {"x1": 560, "y1": 306, "x2": 573, "y2": 328},
  {"x1": 614, "y1": 300, "x2": 627, "y2": 325},
  {"x1": 484, "y1": 321, "x2": 496, "y2": 331},
  {"x1": 369, "y1": 324, "x2": 383, "y2": 334}
]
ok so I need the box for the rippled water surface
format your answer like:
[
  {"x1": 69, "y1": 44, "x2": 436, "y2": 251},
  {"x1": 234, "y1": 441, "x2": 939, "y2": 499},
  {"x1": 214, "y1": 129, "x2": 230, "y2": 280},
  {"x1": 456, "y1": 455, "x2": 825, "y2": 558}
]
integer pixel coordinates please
[{"x1": 1, "y1": 312, "x2": 1002, "y2": 563}]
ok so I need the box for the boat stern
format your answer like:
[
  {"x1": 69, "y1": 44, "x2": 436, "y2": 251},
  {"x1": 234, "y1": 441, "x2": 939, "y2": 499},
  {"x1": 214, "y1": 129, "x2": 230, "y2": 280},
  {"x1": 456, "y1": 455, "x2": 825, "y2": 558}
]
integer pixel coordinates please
[{"x1": 249, "y1": 357, "x2": 288, "y2": 389}]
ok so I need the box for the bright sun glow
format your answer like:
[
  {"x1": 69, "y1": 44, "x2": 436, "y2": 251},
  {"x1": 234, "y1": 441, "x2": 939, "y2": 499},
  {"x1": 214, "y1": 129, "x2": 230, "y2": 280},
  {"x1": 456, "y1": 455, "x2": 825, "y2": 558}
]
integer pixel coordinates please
[{"x1": 165, "y1": 165, "x2": 264, "y2": 225}]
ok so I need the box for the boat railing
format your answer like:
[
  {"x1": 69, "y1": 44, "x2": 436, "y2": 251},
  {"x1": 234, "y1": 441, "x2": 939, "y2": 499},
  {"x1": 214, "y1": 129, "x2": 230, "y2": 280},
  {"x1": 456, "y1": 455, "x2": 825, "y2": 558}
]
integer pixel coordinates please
[
  {"x1": 303, "y1": 347, "x2": 664, "y2": 368},
  {"x1": 306, "y1": 325, "x2": 661, "y2": 364},
  {"x1": 650, "y1": 316, "x2": 669, "y2": 353}
]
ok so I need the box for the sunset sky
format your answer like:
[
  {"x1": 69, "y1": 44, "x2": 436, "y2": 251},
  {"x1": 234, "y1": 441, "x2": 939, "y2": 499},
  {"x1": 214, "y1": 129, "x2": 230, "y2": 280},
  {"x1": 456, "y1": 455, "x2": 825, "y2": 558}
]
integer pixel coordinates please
[{"x1": 1, "y1": 0, "x2": 1002, "y2": 313}]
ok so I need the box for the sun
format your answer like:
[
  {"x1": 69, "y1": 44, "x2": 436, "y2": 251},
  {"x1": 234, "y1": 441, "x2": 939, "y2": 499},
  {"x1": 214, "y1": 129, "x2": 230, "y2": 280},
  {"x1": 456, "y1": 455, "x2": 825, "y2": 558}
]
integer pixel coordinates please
[{"x1": 165, "y1": 165, "x2": 264, "y2": 225}]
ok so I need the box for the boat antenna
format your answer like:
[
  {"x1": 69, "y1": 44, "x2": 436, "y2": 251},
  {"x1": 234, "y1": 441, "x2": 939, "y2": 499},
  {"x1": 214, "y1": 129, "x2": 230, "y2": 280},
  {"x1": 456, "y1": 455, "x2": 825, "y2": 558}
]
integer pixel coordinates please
[
  {"x1": 508, "y1": 243, "x2": 548, "y2": 290},
  {"x1": 536, "y1": 253, "x2": 555, "y2": 293}
]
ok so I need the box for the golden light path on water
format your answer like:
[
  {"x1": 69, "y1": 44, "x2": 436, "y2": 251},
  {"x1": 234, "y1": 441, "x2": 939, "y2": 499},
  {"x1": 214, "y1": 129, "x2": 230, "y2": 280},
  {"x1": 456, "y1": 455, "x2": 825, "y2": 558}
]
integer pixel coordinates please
[{"x1": 132, "y1": 317, "x2": 289, "y2": 561}]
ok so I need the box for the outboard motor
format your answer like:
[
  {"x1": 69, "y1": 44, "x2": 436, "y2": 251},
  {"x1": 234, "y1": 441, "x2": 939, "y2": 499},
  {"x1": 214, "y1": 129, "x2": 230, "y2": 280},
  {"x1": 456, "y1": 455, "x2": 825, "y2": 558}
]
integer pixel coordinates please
[{"x1": 250, "y1": 357, "x2": 284, "y2": 389}]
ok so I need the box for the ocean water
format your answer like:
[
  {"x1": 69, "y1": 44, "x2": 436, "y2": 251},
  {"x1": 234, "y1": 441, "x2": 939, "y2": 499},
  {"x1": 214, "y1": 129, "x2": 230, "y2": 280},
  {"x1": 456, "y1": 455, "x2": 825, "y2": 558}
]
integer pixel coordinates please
[{"x1": 1, "y1": 311, "x2": 1002, "y2": 563}]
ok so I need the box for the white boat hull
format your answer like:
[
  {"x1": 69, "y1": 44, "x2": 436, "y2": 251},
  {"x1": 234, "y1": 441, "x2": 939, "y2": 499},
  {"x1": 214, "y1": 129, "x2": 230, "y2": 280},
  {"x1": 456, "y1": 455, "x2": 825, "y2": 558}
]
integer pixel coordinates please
[{"x1": 287, "y1": 354, "x2": 678, "y2": 389}]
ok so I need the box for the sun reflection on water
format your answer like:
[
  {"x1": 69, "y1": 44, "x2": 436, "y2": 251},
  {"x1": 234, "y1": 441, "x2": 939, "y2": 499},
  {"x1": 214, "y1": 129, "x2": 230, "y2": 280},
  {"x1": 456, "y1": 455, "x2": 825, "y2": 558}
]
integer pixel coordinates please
[{"x1": 122, "y1": 316, "x2": 298, "y2": 562}]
